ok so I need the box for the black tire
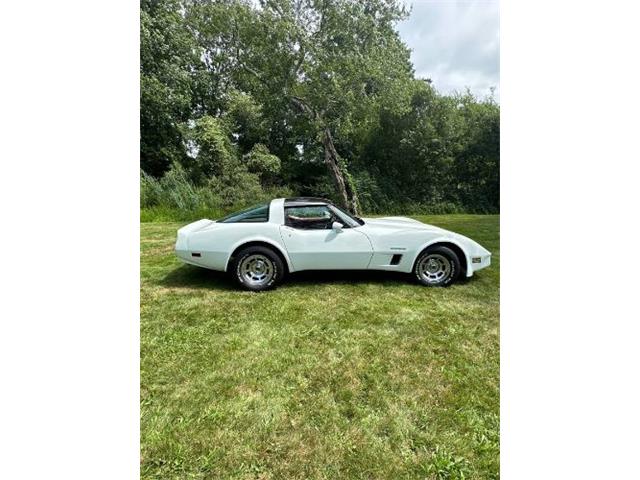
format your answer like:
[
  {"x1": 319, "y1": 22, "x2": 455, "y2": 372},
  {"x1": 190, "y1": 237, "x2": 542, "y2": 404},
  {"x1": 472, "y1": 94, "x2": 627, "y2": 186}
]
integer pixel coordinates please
[
  {"x1": 413, "y1": 245, "x2": 461, "y2": 287},
  {"x1": 230, "y1": 246, "x2": 285, "y2": 291}
]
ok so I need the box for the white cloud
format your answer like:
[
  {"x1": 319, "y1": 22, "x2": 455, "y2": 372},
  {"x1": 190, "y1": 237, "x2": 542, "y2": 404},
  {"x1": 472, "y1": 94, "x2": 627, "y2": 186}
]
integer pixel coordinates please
[{"x1": 397, "y1": 0, "x2": 500, "y2": 101}]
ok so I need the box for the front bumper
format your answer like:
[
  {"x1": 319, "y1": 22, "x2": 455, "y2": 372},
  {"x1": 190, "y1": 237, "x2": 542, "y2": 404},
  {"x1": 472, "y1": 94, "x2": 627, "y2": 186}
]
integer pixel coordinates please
[{"x1": 469, "y1": 253, "x2": 491, "y2": 275}]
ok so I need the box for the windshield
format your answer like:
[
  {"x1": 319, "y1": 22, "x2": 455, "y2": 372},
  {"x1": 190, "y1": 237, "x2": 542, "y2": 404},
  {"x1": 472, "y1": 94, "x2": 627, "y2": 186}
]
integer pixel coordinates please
[
  {"x1": 217, "y1": 203, "x2": 270, "y2": 223},
  {"x1": 328, "y1": 204, "x2": 363, "y2": 228}
]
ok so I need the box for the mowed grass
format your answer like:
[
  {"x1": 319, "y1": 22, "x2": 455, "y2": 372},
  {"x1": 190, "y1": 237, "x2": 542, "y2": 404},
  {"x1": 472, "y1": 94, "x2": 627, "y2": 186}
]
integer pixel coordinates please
[{"x1": 141, "y1": 215, "x2": 499, "y2": 479}]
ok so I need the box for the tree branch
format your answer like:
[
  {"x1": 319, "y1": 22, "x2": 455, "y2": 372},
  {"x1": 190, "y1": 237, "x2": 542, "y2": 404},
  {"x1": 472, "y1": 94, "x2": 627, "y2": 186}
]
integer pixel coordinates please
[
  {"x1": 231, "y1": 16, "x2": 270, "y2": 88},
  {"x1": 291, "y1": 96, "x2": 317, "y2": 121}
]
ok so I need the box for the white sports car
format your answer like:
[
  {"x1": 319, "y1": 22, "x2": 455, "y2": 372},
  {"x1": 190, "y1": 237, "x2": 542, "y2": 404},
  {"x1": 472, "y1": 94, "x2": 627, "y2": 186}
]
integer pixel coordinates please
[{"x1": 175, "y1": 197, "x2": 491, "y2": 291}]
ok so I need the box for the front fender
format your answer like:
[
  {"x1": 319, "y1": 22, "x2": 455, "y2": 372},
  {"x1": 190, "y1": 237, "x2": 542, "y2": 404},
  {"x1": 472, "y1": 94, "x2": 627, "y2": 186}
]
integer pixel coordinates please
[{"x1": 410, "y1": 237, "x2": 474, "y2": 277}]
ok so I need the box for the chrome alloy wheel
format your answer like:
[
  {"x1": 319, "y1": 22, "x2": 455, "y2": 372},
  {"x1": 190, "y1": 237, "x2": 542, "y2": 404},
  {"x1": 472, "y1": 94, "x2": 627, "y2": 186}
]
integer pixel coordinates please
[
  {"x1": 238, "y1": 254, "x2": 275, "y2": 287},
  {"x1": 417, "y1": 253, "x2": 452, "y2": 285}
]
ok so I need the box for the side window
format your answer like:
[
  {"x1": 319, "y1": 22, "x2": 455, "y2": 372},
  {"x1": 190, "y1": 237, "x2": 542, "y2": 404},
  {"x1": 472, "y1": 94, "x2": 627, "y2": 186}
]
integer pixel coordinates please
[
  {"x1": 285, "y1": 206, "x2": 334, "y2": 230},
  {"x1": 218, "y1": 204, "x2": 269, "y2": 223}
]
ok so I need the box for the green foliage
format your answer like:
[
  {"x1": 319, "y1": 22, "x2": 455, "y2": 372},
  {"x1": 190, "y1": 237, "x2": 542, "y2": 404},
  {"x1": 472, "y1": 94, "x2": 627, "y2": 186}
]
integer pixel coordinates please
[
  {"x1": 140, "y1": 160, "x2": 291, "y2": 221},
  {"x1": 140, "y1": 205, "x2": 226, "y2": 223},
  {"x1": 356, "y1": 84, "x2": 499, "y2": 213},
  {"x1": 244, "y1": 143, "x2": 281, "y2": 181},
  {"x1": 207, "y1": 162, "x2": 263, "y2": 208},
  {"x1": 454, "y1": 92, "x2": 500, "y2": 211},
  {"x1": 184, "y1": 115, "x2": 236, "y2": 181},
  {"x1": 140, "y1": 164, "x2": 216, "y2": 211},
  {"x1": 223, "y1": 90, "x2": 267, "y2": 154},
  {"x1": 140, "y1": 0, "x2": 197, "y2": 176},
  {"x1": 140, "y1": 0, "x2": 500, "y2": 215}
]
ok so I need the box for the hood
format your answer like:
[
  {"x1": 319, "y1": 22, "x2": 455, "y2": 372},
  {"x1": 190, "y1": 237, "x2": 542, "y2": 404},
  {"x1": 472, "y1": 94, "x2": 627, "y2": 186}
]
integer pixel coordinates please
[
  {"x1": 362, "y1": 216, "x2": 447, "y2": 233},
  {"x1": 361, "y1": 216, "x2": 489, "y2": 255}
]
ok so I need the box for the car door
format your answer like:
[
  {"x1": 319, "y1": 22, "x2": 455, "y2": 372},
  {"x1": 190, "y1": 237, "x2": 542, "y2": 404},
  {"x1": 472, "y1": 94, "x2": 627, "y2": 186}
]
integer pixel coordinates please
[{"x1": 279, "y1": 205, "x2": 373, "y2": 271}]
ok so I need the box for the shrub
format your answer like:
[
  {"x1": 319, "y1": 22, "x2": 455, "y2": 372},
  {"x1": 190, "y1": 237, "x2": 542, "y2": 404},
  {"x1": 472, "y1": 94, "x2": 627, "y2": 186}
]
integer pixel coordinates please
[
  {"x1": 140, "y1": 165, "x2": 293, "y2": 221},
  {"x1": 184, "y1": 115, "x2": 236, "y2": 182},
  {"x1": 244, "y1": 143, "x2": 281, "y2": 181}
]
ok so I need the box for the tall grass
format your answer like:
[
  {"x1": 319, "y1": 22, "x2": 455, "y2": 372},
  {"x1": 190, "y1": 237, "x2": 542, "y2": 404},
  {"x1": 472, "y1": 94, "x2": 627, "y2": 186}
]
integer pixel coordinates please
[
  {"x1": 140, "y1": 169, "x2": 498, "y2": 222},
  {"x1": 141, "y1": 169, "x2": 291, "y2": 222}
]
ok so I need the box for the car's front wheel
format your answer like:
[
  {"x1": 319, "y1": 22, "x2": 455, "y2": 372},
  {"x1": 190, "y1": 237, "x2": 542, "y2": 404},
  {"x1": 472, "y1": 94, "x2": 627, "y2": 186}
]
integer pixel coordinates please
[
  {"x1": 414, "y1": 246, "x2": 461, "y2": 287},
  {"x1": 231, "y1": 246, "x2": 285, "y2": 291}
]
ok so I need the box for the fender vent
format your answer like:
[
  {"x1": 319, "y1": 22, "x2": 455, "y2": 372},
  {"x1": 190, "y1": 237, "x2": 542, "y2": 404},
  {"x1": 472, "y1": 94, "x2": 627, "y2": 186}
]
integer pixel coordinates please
[{"x1": 390, "y1": 254, "x2": 402, "y2": 265}]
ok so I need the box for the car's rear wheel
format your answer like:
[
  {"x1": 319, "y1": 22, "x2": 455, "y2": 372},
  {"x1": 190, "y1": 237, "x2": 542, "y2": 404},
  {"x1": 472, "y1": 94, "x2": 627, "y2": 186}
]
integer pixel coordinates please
[
  {"x1": 231, "y1": 246, "x2": 285, "y2": 291},
  {"x1": 414, "y1": 246, "x2": 461, "y2": 287}
]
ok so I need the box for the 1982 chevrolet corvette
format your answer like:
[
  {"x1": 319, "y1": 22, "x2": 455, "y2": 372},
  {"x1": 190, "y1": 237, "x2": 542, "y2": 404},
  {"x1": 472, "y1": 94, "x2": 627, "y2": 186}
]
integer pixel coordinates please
[{"x1": 175, "y1": 197, "x2": 491, "y2": 291}]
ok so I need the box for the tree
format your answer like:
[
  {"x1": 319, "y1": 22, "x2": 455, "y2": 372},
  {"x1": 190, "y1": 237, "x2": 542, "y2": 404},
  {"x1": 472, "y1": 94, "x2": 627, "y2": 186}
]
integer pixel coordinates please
[
  {"x1": 222, "y1": 90, "x2": 268, "y2": 155},
  {"x1": 141, "y1": 0, "x2": 500, "y2": 216},
  {"x1": 140, "y1": 0, "x2": 197, "y2": 177},
  {"x1": 358, "y1": 84, "x2": 500, "y2": 213},
  {"x1": 189, "y1": 0, "x2": 414, "y2": 214},
  {"x1": 453, "y1": 91, "x2": 500, "y2": 211}
]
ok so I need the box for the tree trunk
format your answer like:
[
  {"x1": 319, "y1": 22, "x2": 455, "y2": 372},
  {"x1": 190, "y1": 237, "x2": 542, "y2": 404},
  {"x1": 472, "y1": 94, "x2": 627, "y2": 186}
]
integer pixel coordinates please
[
  {"x1": 321, "y1": 128, "x2": 360, "y2": 215},
  {"x1": 290, "y1": 97, "x2": 360, "y2": 215}
]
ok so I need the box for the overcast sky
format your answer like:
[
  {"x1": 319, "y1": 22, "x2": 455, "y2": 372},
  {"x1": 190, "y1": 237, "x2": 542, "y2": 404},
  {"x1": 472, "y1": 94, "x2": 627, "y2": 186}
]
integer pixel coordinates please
[{"x1": 397, "y1": 0, "x2": 500, "y2": 101}]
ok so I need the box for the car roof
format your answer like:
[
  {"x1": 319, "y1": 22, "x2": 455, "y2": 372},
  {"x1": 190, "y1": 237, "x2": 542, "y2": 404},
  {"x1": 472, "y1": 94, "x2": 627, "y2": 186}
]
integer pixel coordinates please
[{"x1": 283, "y1": 197, "x2": 331, "y2": 207}]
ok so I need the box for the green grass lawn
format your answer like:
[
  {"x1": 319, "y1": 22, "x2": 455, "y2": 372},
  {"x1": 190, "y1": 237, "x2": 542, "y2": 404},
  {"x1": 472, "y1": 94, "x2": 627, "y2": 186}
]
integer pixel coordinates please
[{"x1": 141, "y1": 215, "x2": 499, "y2": 479}]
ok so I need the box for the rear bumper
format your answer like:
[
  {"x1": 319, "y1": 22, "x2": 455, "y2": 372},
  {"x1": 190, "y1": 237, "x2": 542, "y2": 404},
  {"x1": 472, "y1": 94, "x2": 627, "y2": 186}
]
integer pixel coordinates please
[
  {"x1": 175, "y1": 219, "x2": 226, "y2": 269},
  {"x1": 175, "y1": 249, "x2": 199, "y2": 266},
  {"x1": 175, "y1": 248, "x2": 227, "y2": 271}
]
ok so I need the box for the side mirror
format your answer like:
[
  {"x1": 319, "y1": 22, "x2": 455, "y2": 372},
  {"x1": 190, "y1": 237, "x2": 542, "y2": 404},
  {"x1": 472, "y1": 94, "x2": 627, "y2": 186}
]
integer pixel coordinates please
[{"x1": 331, "y1": 221, "x2": 343, "y2": 232}]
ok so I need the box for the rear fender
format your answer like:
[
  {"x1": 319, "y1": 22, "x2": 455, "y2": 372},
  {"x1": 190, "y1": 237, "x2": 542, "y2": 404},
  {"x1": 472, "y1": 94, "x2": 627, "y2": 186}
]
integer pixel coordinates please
[{"x1": 224, "y1": 237, "x2": 294, "y2": 273}]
